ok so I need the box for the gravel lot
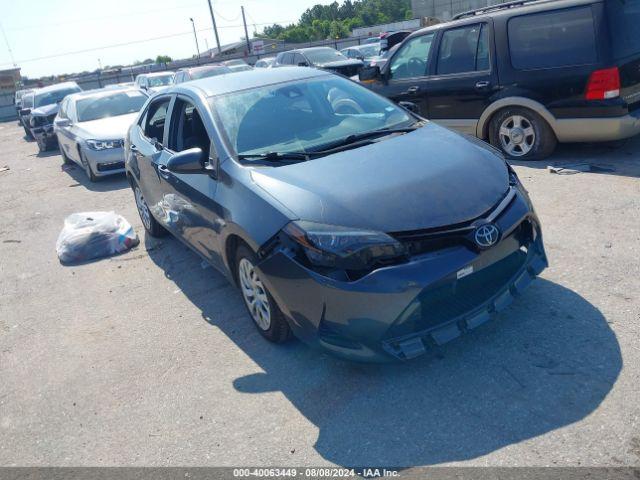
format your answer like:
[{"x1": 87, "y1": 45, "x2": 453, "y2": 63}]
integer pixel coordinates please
[{"x1": 0, "y1": 119, "x2": 638, "y2": 468}]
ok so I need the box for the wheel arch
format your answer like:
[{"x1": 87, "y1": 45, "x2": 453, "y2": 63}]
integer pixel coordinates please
[{"x1": 477, "y1": 97, "x2": 557, "y2": 140}]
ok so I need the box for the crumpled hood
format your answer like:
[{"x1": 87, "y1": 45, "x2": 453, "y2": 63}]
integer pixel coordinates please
[
  {"x1": 31, "y1": 103, "x2": 58, "y2": 117},
  {"x1": 76, "y1": 113, "x2": 138, "y2": 140},
  {"x1": 250, "y1": 123, "x2": 509, "y2": 233},
  {"x1": 316, "y1": 59, "x2": 364, "y2": 69}
]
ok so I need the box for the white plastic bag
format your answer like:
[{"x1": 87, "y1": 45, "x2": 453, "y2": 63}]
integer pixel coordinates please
[{"x1": 56, "y1": 211, "x2": 139, "y2": 263}]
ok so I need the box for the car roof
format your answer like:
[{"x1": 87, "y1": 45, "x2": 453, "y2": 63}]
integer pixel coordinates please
[
  {"x1": 34, "y1": 82, "x2": 80, "y2": 94},
  {"x1": 173, "y1": 66, "x2": 329, "y2": 97},
  {"x1": 143, "y1": 71, "x2": 175, "y2": 78},
  {"x1": 298, "y1": 46, "x2": 336, "y2": 53},
  {"x1": 409, "y1": 0, "x2": 600, "y2": 36},
  {"x1": 67, "y1": 87, "x2": 146, "y2": 101},
  {"x1": 181, "y1": 65, "x2": 229, "y2": 73}
]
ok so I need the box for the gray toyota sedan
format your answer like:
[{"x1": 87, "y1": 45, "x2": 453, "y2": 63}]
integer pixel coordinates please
[
  {"x1": 125, "y1": 67, "x2": 548, "y2": 362},
  {"x1": 54, "y1": 88, "x2": 149, "y2": 181}
]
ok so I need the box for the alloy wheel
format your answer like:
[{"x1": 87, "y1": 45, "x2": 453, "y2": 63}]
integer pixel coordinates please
[
  {"x1": 498, "y1": 115, "x2": 536, "y2": 157},
  {"x1": 238, "y1": 257, "x2": 271, "y2": 331},
  {"x1": 134, "y1": 186, "x2": 152, "y2": 231}
]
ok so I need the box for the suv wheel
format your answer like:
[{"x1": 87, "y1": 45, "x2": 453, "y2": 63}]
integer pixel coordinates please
[
  {"x1": 131, "y1": 180, "x2": 167, "y2": 237},
  {"x1": 236, "y1": 244, "x2": 291, "y2": 343},
  {"x1": 489, "y1": 107, "x2": 557, "y2": 160},
  {"x1": 80, "y1": 151, "x2": 98, "y2": 182},
  {"x1": 23, "y1": 125, "x2": 33, "y2": 139}
]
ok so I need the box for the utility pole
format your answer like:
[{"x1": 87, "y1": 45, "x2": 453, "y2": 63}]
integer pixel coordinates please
[
  {"x1": 190, "y1": 18, "x2": 201, "y2": 64},
  {"x1": 241, "y1": 6, "x2": 251, "y2": 55},
  {"x1": 206, "y1": 0, "x2": 222, "y2": 57},
  {"x1": 0, "y1": 22, "x2": 16, "y2": 67}
]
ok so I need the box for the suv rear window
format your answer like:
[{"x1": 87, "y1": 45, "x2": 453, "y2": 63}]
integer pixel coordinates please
[
  {"x1": 607, "y1": 0, "x2": 640, "y2": 60},
  {"x1": 508, "y1": 6, "x2": 597, "y2": 70}
]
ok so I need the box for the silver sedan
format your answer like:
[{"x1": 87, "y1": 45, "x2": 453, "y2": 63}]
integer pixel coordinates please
[{"x1": 54, "y1": 88, "x2": 149, "y2": 181}]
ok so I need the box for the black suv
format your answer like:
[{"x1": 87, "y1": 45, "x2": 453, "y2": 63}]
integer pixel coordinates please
[
  {"x1": 275, "y1": 47, "x2": 364, "y2": 77},
  {"x1": 360, "y1": 0, "x2": 640, "y2": 160}
]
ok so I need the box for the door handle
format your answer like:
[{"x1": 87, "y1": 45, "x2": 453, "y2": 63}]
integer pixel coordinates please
[
  {"x1": 475, "y1": 81, "x2": 491, "y2": 90},
  {"x1": 158, "y1": 164, "x2": 171, "y2": 178},
  {"x1": 405, "y1": 85, "x2": 420, "y2": 95}
]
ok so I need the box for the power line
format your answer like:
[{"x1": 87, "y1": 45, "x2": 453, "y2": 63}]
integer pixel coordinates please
[
  {"x1": 0, "y1": 21, "x2": 296, "y2": 68},
  {"x1": 0, "y1": 22, "x2": 16, "y2": 66}
]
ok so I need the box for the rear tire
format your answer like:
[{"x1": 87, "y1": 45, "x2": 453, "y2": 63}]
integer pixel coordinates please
[
  {"x1": 489, "y1": 107, "x2": 557, "y2": 161},
  {"x1": 235, "y1": 244, "x2": 291, "y2": 343},
  {"x1": 131, "y1": 180, "x2": 167, "y2": 238}
]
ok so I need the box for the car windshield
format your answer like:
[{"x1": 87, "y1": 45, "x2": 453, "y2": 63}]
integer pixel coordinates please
[
  {"x1": 212, "y1": 75, "x2": 414, "y2": 157},
  {"x1": 304, "y1": 48, "x2": 347, "y2": 64},
  {"x1": 148, "y1": 75, "x2": 173, "y2": 87},
  {"x1": 76, "y1": 91, "x2": 148, "y2": 122},
  {"x1": 34, "y1": 87, "x2": 80, "y2": 108},
  {"x1": 191, "y1": 67, "x2": 231, "y2": 80},
  {"x1": 359, "y1": 44, "x2": 381, "y2": 58}
]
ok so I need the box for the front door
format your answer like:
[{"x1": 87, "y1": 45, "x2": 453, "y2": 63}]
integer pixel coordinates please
[
  {"x1": 369, "y1": 32, "x2": 437, "y2": 116},
  {"x1": 158, "y1": 97, "x2": 224, "y2": 269}
]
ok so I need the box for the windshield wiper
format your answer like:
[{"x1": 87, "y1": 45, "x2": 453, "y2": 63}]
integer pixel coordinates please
[
  {"x1": 237, "y1": 151, "x2": 311, "y2": 163},
  {"x1": 310, "y1": 124, "x2": 422, "y2": 154}
]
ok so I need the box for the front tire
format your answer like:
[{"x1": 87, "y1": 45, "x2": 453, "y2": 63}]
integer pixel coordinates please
[
  {"x1": 489, "y1": 107, "x2": 557, "y2": 160},
  {"x1": 59, "y1": 144, "x2": 72, "y2": 164},
  {"x1": 23, "y1": 125, "x2": 33, "y2": 139},
  {"x1": 80, "y1": 150, "x2": 98, "y2": 182},
  {"x1": 131, "y1": 180, "x2": 167, "y2": 237},
  {"x1": 236, "y1": 244, "x2": 291, "y2": 343}
]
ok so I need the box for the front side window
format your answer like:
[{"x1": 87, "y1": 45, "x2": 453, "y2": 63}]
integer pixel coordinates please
[
  {"x1": 389, "y1": 34, "x2": 434, "y2": 80},
  {"x1": 168, "y1": 100, "x2": 210, "y2": 153},
  {"x1": 76, "y1": 91, "x2": 148, "y2": 122},
  {"x1": 437, "y1": 24, "x2": 489, "y2": 75},
  {"x1": 22, "y1": 94, "x2": 34, "y2": 109},
  {"x1": 143, "y1": 98, "x2": 171, "y2": 143},
  {"x1": 508, "y1": 7, "x2": 597, "y2": 70},
  {"x1": 212, "y1": 76, "x2": 413, "y2": 157}
]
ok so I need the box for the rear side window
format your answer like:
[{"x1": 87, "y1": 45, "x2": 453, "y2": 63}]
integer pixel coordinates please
[
  {"x1": 143, "y1": 98, "x2": 171, "y2": 143},
  {"x1": 606, "y1": 0, "x2": 640, "y2": 60},
  {"x1": 437, "y1": 23, "x2": 489, "y2": 75},
  {"x1": 508, "y1": 7, "x2": 597, "y2": 70}
]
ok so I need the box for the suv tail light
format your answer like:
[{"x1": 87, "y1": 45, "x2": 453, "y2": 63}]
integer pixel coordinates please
[{"x1": 585, "y1": 67, "x2": 620, "y2": 100}]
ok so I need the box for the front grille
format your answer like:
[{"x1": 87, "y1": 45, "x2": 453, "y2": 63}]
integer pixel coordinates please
[
  {"x1": 385, "y1": 248, "x2": 528, "y2": 339},
  {"x1": 97, "y1": 161, "x2": 125, "y2": 172}
]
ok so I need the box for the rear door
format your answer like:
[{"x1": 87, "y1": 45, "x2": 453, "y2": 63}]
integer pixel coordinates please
[
  {"x1": 607, "y1": 0, "x2": 640, "y2": 111},
  {"x1": 132, "y1": 95, "x2": 175, "y2": 219},
  {"x1": 424, "y1": 22, "x2": 497, "y2": 133},
  {"x1": 369, "y1": 32, "x2": 437, "y2": 115}
]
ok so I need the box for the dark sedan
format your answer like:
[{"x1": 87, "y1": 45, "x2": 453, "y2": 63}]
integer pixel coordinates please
[
  {"x1": 125, "y1": 67, "x2": 548, "y2": 362},
  {"x1": 274, "y1": 47, "x2": 363, "y2": 77}
]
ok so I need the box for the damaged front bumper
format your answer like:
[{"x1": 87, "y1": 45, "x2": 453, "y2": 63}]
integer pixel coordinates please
[
  {"x1": 32, "y1": 124, "x2": 57, "y2": 148},
  {"x1": 256, "y1": 186, "x2": 548, "y2": 362}
]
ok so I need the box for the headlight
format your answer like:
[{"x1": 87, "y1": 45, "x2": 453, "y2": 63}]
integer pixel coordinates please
[
  {"x1": 283, "y1": 221, "x2": 407, "y2": 271},
  {"x1": 86, "y1": 139, "x2": 123, "y2": 150},
  {"x1": 29, "y1": 117, "x2": 39, "y2": 127}
]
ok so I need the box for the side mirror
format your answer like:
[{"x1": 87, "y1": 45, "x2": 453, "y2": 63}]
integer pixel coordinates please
[
  {"x1": 166, "y1": 148, "x2": 207, "y2": 174},
  {"x1": 20, "y1": 108, "x2": 31, "y2": 116},
  {"x1": 55, "y1": 118, "x2": 71, "y2": 128},
  {"x1": 399, "y1": 101, "x2": 421, "y2": 115},
  {"x1": 358, "y1": 65, "x2": 381, "y2": 83}
]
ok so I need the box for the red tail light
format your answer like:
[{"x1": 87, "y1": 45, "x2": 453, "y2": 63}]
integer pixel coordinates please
[{"x1": 585, "y1": 67, "x2": 620, "y2": 100}]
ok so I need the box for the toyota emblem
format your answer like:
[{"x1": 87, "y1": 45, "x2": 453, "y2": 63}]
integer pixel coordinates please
[{"x1": 474, "y1": 224, "x2": 500, "y2": 248}]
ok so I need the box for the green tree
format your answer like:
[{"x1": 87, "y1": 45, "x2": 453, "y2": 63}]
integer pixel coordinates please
[{"x1": 155, "y1": 55, "x2": 172, "y2": 64}]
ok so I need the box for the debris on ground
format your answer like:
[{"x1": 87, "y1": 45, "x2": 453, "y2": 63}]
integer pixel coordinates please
[
  {"x1": 56, "y1": 211, "x2": 139, "y2": 264},
  {"x1": 547, "y1": 163, "x2": 616, "y2": 175},
  {"x1": 0, "y1": 165, "x2": 10, "y2": 174}
]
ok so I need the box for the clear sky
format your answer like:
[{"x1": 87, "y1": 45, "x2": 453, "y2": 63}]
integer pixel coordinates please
[{"x1": 0, "y1": 0, "x2": 336, "y2": 78}]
